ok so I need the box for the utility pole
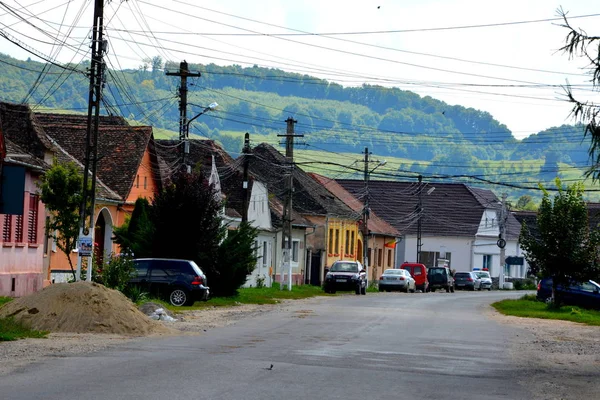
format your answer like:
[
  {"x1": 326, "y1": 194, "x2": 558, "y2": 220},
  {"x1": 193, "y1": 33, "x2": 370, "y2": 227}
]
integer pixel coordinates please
[
  {"x1": 416, "y1": 174, "x2": 423, "y2": 263},
  {"x1": 277, "y1": 117, "x2": 302, "y2": 290},
  {"x1": 166, "y1": 61, "x2": 201, "y2": 172},
  {"x1": 77, "y1": 0, "x2": 106, "y2": 281},
  {"x1": 498, "y1": 193, "x2": 508, "y2": 289},
  {"x1": 362, "y1": 147, "x2": 370, "y2": 285},
  {"x1": 241, "y1": 132, "x2": 250, "y2": 223}
]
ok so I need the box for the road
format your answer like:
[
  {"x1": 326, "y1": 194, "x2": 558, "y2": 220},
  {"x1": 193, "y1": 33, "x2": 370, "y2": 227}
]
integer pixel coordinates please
[{"x1": 0, "y1": 291, "x2": 530, "y2": 400}]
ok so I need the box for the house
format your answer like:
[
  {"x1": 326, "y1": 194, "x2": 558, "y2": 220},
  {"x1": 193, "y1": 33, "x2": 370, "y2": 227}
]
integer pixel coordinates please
[
  {"x1": 0, "y1": 101, "x2": 162, "y2": 285},
  {"x1": 309, "y1": 173, "x2": 400, "y2": 282},
  {"x1": 336, "y1": 179, "x2": 525, "y2": 279},
  {"x1": 33, "y1": 112, "x2": 162, "y2": 281},
  {"x1": 0, "y1": 103, "x2": 50, "y2": 296},
  {"x1": 249, "y1": 143, "x2": 359, "y2": 286}
]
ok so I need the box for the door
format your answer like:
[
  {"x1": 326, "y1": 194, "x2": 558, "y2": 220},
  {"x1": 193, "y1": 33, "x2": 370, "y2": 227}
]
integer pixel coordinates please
[{"x1": 310, "y1": 251, "x2": 322, "y2": 286}]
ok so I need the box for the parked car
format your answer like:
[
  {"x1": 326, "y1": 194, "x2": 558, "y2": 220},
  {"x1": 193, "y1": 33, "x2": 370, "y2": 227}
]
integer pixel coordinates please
[
  {"x1": 400, "y1": 262, "x2": 428, "y2": 292},
  {"x1": 323, "y1": 260, "x2": 367, "y2": 295},
  {"x1": 454, "y1": 271, "x2": 481, "y2": 291},
  {"x1": 128, "y1": 258, "x2": 209, "y2": 306},
  {"x1": 379, "y1": 269, "x2": 416, "y2": 293},
  {"x1": 474, "y1": 270, "x2": 492, "y2": 291},
  {"x1": 427, "y1": 266, "x2": 454, "y2": 292},
  {"x1": 537, "y1": 277, "x2": 600, "y2": 309}
]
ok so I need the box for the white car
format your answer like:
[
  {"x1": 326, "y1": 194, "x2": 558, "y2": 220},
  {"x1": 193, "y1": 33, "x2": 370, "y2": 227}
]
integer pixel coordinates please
[
  {"x1": 474, "y1": 270, "x2": 492, "y2": 291},
  {"x1": 378, "y1": 269, "x2": 416, "y2": 293}
]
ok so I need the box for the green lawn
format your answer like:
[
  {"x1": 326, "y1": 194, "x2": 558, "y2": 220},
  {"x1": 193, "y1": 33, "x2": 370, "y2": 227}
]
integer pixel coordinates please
[
  {"x1": 492, "y1": 294, "x2": 600, "y2": 326},
  {"x1": 154, "y1": 283, "x2": 330, "y2": 312}
]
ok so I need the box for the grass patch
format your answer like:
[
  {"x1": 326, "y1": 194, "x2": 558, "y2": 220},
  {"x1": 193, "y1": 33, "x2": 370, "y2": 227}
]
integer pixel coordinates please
[
  {"x1": 492, "y1": 295, "x2": 600, "y2": 326},
  {"x1": 0, "y1": 317, "x2": 49, "y2": 341},
  {"x1": 157, "y1": 284, "x2": 330, "y2": 312},
  {"x1": 0, "y1": 296, "x2": 12, "y2": 307}
]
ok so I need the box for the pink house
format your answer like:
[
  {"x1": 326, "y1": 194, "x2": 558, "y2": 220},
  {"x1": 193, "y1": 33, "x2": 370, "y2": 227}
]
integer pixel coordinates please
[{"x1": 0, "y1": 128, "x2": 47, "y2": 297}]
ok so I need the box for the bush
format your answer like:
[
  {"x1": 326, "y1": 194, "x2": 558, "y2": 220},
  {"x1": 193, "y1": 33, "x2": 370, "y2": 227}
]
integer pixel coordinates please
[
  {"x1": 100, "y1": 253, "x2": 135, "y2": 293},
  {"x1": 124, "y1": 285, "x2": 149, "y2": 303}
]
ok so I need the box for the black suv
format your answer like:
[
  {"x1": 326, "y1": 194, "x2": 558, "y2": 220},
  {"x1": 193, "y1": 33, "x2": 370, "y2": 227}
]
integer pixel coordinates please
[
  {"x1": 427, "y1": 266, "x2": 454, "y2": 293},
  {"x1": 128, "y1": 258, "x2": 209, "y2": 306},
  {"x1": 323, "y1": 260, "x2": 367, "y2": 295}
]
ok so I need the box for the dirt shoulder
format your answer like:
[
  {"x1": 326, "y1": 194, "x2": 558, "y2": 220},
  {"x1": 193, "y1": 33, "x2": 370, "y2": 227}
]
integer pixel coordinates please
[{"x1": 487, "y1": 309, "x2": 600, "y2": 400}]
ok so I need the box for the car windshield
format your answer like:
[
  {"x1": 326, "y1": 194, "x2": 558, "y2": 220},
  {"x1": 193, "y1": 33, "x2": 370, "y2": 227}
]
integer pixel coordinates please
[
  {"x1": 330, "y1": 262, "x2": 359, "y2": 272},
  {"x1": 475, "y1": 272, "x2": 490, "y2": 279},
  {"x1": 429, "y1": 268, "x2": 444, "y2": 275},
  {"x1": 383, "y1": 270, "x2": 402, "y2": 275}
]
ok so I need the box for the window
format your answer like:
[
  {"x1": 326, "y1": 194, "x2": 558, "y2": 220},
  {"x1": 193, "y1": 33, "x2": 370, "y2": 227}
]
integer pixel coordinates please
[
  {"x1": 328, "y1": 228, "x2": 334, "y2": 254},
  {"x1": 262, "y1": 241, "x2": 268, "y2": 267},
  {"x1": 2, "y1": 215, "x2": 11, "y2": 242},
  {"x1": 144, "y1": 176, "x2": 147, "y2": 190},
  {"x1": 387, "y1": 249, "x2": 392, "y2": 267},
  {"x1": 367, "y1": 248, "x2": 372, "y2": 267},
  {"x1": 419, "y1": 251, "x2": 452, "y2": 269},
  {"x1": 334, "y1": 229, "x2": 340, "y2": 254},
  {"x1": 255, "y1": 240, "x2": 259, "y2": 257},
  {"x1": 292, "y1": 240, "x2": 299, "y2": 263},
  {"x1": 15, "y1": 215, "x2": 24, "y2": 243},
  {"x1": 28, "y1": 194, "x2": 39, "y2": 244},
  {"x1": 345, "y1": 230, "x2": 350, "y2": 254},
  {"x1": 350, "y1": 231, "x2": 355, "y2": 255},
  {"x1": 377, "y1": 249, "x2": 383, "y2": 267},
  {"x1": 136, "y1": 175, "x2": 140, "y2": 188},
  {"x1": 483, "y1": 254, "x2": 492, "y2": 270}
]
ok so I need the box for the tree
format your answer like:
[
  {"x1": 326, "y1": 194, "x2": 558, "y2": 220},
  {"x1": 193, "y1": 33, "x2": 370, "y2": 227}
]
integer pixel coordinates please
[
  {"x1": 149, "y1": 170, "x2": 258, "y2": 296},
  {"x1": 113, "y1": 197, "x2": 154, "y2": 258},
  {"x1": 519, "y1": 179, "x2": 600, "y2": 305},
  {"x1": 558, "y1": 8, "x2": 600, "y2": 179},
  {"x1": 38, "y1": 160, "x2": 84, "y2": 281},
  {"x1": 515, "y1": 195, "x2": 537, "y2": 211}
]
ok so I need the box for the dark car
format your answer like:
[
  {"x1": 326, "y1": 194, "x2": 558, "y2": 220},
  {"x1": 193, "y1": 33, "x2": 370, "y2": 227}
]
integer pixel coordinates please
[
  {"x1": 129, "y1": 258, "x2": 210, "y2": 306},
  {"x1": 537, "y1": 277, "x2": 600, "y2": 309},
  {"x1": 427, "y1": 266, "x2": 454, "y2": 293},
  {"x1": 454, "y1": 271, "x2": 481, "y2": 291},
  {"x1": 324, "y1": 260, "x2": 367, "y2": 295}
]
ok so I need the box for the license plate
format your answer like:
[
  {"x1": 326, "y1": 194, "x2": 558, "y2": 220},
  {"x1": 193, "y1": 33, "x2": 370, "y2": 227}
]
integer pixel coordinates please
[{"x1": 336, "y1": 279, "x2": 346, "y2": 282}]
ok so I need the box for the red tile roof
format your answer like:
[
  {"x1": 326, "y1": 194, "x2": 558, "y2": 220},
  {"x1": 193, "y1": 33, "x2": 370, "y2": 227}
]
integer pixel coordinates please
[{"x1": 309, "y1": 173, "x2": 399, "y2": 236}]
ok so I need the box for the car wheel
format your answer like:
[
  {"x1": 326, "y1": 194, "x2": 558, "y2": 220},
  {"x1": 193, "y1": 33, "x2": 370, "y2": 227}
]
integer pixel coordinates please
[
  {"x1": 169, "y1": 288, "x2": 190, "y2": 307},
  {"x1": 361, "y1": 285, "x2": 367, "y2": 295},
  {"x1": 451, "y1": 285, "x2": 455, "y2": 293},
  {"x1": 355, "y1": 286, "x2": 361, "y2": 295},
  {"x1": 378, "y1": 287, "x2": 383, "y2": 292},
  {"x1": 446, "y1": 285, "x2": 450, "y2": 293},
  {"x1": 488, "y1": 287, "x2": 492, "y2": 291}
]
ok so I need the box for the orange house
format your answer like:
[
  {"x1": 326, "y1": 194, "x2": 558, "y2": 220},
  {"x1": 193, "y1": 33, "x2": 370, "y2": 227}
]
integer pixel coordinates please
[{"x1": 33, "y1": 113, "x2": 162, "y2": 282}]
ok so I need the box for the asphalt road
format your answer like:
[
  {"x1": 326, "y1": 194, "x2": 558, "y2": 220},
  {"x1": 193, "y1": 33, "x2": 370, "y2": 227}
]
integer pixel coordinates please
[{"x1": 0, "y1": 290, "x2": 531, "y2": 400}]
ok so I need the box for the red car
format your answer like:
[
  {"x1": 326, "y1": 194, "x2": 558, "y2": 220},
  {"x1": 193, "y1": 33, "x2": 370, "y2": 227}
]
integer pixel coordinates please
[{"x1": 400, "y1": 262, "x2": 428, "y2": 292}]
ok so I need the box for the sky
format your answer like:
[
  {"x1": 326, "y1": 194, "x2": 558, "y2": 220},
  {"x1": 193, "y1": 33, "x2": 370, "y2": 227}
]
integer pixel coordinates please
[{"x1": 0, "y1": 0, "x2": 599, "y2": 139}]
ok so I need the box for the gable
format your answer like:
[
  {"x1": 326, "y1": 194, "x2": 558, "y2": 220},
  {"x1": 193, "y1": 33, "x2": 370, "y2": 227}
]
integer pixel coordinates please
[{"x1": 127, "y1": 148, "x2": 160, "y2": 203}]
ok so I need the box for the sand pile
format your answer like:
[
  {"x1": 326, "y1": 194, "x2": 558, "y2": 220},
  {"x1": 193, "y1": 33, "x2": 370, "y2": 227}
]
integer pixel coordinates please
[{"x1": 0, "y1": 282, "x2": 174, "y2": 336}]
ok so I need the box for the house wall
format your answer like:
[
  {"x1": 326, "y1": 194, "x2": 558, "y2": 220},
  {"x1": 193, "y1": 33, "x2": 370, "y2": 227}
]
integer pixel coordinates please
[
  {"x1": 0, "y1": 171, "x2": 45, "y2": 297},
  {"x1": 127, "y1": 149, "x2": 159, "y2": 204},
  {"x1": 247, "y1": 182, "x2": 271, "y2": 230},
  {"x1": 325, "y1": 218, "x2": 360, "y2": 267},
  {"x1": 48, "y1": 203, "x2": 119, "y2": 282},
  {"x1": 304, "y1": 215, "x2": 325, "y2": 252},
  {"x1": 365, "y1": 234, "x2": 396, "y2": 282},
  {"x1": 472, "y1": 238, "x2": 523, "y2": 278},
  {"x1": 244, "y1": 231, "x2": 275, "y2": 288},
  {"x1": 398, "y1": 235, "x2": 473, "y2": 272},
  {"x1": 273, "y1": 228, "x2": 306, "y2": 285}
]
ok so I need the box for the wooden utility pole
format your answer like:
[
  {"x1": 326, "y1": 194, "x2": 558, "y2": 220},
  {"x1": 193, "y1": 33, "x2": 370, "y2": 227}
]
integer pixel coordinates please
[
  {"x1": 277, "y1": 117, "x2": 302, "y2": 290},
  {"x1": 362, "y1": 147, "x2": 370, "y2": 283},
  {"x1": 241, "y1": 132, "x2": 251, "y2": 223},
  {"x1": 416, "y1": 174, "x2": 423, "y2": 263},
  {"x1": 166, "y1": 61, "x2": 201, "y2": 172},
  {"x1": 77, "y1": 0, "x2": 106, "y2": 281}
]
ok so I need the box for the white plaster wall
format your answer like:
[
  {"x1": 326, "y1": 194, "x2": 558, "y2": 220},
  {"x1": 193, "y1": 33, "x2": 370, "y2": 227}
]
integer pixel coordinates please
[
  {"x1": 398, "y1": 235, "x2": 473, "y2": 271},
  {"x1": 247, "y1": 181, "x2": 271, "y2": 230}
]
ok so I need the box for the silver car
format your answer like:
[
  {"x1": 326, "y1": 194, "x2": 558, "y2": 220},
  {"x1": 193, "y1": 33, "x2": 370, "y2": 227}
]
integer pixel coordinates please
[
  {"x1": 474, "y1": 270, "x2": 492, "y2": 291},
  {"x1": 378, "y1": 269, "x2": 416, "y2": 293}
]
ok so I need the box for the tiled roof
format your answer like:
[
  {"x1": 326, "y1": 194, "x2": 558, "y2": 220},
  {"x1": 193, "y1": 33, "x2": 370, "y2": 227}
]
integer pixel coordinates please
[
  {"x1": 4, "y1": 139, "x2": 48, "y2": 170},
  {"x1": 336, "y1": 179, "x2": 511, "y2": 238},
  {"x1": 35, "y1": 113, "x2": 154, "y2": 199},
  {"x1": 0, "y1": 102, "x2": 55, "y2": 159},
  {"x1": 250, "y1": 143, "x2": 357, "y2": 220},
  {"x1": 309, "y1": 173, "x2": 399, "y2": 236}
]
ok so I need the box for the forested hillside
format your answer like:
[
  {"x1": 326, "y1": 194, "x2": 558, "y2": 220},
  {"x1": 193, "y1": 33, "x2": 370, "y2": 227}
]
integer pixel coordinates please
[{"x1": 0, "y1": 52, "x2": 595, "y2": 202}]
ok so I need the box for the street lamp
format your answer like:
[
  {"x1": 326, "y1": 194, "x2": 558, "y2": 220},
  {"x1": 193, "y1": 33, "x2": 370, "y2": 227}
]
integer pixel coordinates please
[{"x1": 183, "y1": 102, "x2": 218, "y2": 172}]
